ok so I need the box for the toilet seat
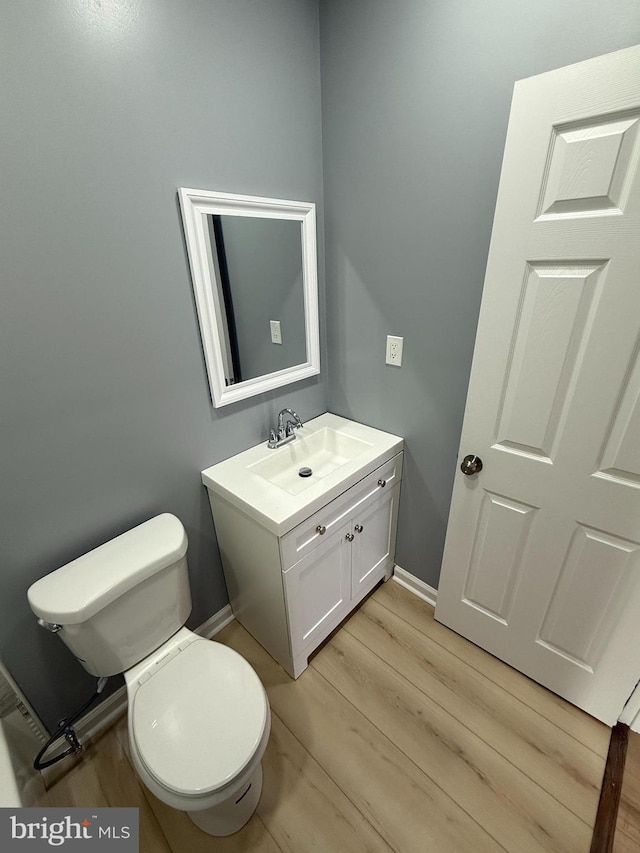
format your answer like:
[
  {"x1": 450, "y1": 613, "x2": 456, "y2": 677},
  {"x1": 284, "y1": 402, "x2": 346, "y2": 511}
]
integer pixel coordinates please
[{"x1": 129, "y1": 638, "x2": 269, "y2": 797}]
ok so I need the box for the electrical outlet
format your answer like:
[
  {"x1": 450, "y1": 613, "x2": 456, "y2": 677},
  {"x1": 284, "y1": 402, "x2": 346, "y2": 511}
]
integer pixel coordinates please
[
  {"x1": 385, "y1": 335, "x2": 403, "y2": 366},
  {"x1": 270, "y1": 320, "x2": 282, "y2": 344}
]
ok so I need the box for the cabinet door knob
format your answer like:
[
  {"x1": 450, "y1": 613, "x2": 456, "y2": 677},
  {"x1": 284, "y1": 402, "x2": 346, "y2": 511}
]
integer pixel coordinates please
[
  {"x1": 345, "y1": 532, "x2": 355, "y2": 542},
  {"x1": 354, "y1": 524, "x2": 364, "y2": 533},
  {"x1": 316, "y1": 524, "x2": 326, "y2": 535},
  {"x1": 378, "y1": 478, "x2": 387, "y2": 487}
]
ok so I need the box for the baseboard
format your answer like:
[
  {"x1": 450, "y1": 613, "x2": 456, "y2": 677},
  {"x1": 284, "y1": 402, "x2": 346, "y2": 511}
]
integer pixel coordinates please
[
  {"x1": 48, "y1": 603, "x2": 236, "y2": 755},
  {"x1": 75, "y1": 685, "x2": 127, "y2": 743},
  {"x1": 42, "y1": 685, "x2": 129, "y2": 787},
  {"x1": 392, "y1": 566, "x2": 438, "y2": 608},
  {"x1": 194, "y1": 603, "x2": 235, "y2": 640}
]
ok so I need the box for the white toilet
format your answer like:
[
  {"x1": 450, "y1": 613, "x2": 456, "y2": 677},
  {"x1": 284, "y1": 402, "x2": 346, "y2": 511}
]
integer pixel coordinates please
[{"x1": 27, "y1": 513, "x2": 271, "y2": 836}]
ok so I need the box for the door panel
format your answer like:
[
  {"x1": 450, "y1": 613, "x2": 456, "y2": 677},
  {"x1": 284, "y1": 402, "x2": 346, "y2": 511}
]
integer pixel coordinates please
[
  {"x1": 463, "y1": 492, "x2": 536, "y2": 624},
  {"x1": 351, "y1": 486, "x2": 398, "y2": 599},
  {"x1": 435, "y1": 45, "x2": 640, "y2": 725},
  {"x1": 537, "y1": 525, "x2": 640, "y2": 669},
  {"x1": 598, "y1": 341, "x2": 640, "y2": 484},
  {"x1": 494, "y1": 261, "x2": 605, "y2": 461},
  {"x1": 283, "y1": 526, "x2": 351, "y2": 651},
  {"x1": 538, "y1": 112, "x2": 640, "y2": 218}
]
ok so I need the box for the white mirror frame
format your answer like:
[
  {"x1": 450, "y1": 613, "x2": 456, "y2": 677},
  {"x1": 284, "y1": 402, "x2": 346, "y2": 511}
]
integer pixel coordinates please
[{"x1": 179, "y1": 187, "x2": 320, "y2": 408}]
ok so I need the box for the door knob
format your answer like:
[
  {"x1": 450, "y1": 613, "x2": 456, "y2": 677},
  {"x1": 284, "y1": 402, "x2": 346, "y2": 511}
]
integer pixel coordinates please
[
  {"x1": 460, "y1": 454, "x2": 483, "y2": 476},
  {"x1": 345, "y1": 532, "x2": 355, "y2": 542},
  {"x1": 354, "y1": 524, "x2": 364, "y2": 533}
]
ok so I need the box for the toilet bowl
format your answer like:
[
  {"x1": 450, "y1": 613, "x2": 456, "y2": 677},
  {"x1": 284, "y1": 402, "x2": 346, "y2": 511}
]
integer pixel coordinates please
[
  {"x1": 27, "y1": 513, "x2": 271, "y2": 836},
  {"x1": 125, "y1": 629, "x2": 270, "y2": 835}
]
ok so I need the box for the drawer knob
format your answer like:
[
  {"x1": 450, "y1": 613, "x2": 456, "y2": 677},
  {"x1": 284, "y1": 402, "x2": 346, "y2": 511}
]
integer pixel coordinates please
[
  {"x1": 354, "y1": 524, "x2": 364, "y2": 533},
  {"x1": 378, "y1": 478, "x2": 387, "y2": 487},
  {"x1": 316, "y1": 524, "x2": 326, "y2": 535},
  {"x1": 345, "y1": 532, "x2": 355, "y2": 542}
]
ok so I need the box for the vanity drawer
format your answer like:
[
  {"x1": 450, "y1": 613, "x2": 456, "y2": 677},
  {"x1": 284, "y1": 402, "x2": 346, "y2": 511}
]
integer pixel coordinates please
[{"x1": 279, "y1": 452, "x2": 403, "y2": 570}]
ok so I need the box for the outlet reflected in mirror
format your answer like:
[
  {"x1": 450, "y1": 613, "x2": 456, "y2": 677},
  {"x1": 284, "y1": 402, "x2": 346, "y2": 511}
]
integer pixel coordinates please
[
  {"x1": 206, "y1": 214, "x2": 307, "y2": 384},
  {"x1": 179, "y1": 188, "x2": 320, "y2": 408}
]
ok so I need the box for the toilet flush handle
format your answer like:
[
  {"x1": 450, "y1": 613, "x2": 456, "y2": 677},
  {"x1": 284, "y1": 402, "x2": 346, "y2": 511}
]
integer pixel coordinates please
[{"x1": 37, "y1": 618, "x2": 63, "y2": 633}]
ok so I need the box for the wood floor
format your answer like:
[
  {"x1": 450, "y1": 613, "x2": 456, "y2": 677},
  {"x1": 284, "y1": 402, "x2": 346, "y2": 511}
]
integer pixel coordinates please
[{"x1": 39, "y1": 580, "x2": 612, "y2": 852}]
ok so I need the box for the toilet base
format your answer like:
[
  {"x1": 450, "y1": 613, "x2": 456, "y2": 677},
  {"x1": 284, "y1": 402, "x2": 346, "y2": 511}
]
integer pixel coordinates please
[{"x1": 188, "y1": 762, "x2": 263, "y2": 836}]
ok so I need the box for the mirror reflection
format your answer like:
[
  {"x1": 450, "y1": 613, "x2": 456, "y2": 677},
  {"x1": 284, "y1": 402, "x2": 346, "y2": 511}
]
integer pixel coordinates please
[
  {"x1": 206, "y1": 214, "x2": 306, "y2": 385},
  {"x1": 179, "y1": 188, "x2": 320, "y2": 408}
]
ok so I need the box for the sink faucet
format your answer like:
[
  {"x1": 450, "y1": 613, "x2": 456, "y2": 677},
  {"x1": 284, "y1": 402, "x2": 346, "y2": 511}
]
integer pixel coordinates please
[{"x1": 267, "y1": 408, "x2": 304, "y2": 449}]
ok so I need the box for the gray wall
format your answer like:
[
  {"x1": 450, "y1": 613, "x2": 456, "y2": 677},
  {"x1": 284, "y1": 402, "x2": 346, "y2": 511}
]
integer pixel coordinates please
[
  {"x1": 319, "y1": 0, "x2": 640, "y2": 589},
  {"x1": 0, "y1": 0, "x2": 325, "y2": 732}
]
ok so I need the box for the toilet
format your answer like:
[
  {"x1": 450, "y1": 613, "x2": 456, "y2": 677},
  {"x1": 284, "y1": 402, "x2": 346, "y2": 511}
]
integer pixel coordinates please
[{"x1": 27, "y1": 513, "x2": 271, "y2": 836}]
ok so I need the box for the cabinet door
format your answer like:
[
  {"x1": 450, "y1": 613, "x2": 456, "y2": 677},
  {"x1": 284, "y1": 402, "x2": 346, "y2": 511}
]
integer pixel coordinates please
[
  {"x1": 350, "y1": 484, "x2": 399, "y2": 600},
  {"x1": 282, "y1": 523, "x2": 352, "y2": 656}
]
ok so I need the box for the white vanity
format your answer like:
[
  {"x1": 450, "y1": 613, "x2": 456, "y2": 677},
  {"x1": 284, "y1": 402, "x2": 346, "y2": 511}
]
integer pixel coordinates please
[{"x1": 202, "y1": 413, "x2": 403, "y2": 677}]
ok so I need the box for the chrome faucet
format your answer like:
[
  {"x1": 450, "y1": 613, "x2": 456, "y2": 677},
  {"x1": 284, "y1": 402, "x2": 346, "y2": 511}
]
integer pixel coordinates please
[{"x1": 267, "y1": 408, "x2": 304, "y2": 449}]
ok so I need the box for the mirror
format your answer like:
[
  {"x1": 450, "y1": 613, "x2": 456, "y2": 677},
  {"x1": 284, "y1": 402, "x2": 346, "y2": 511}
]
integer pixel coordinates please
[{"x1": 179, "y1": 188, "x2": 320, "y2": 407}]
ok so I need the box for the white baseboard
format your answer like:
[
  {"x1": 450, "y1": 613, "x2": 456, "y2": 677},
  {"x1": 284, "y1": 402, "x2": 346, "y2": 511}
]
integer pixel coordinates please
[
  {"x1": 392, "y1": 566, "x2": 438, "y2": 608},
  {"x1": 74, "y1": 685, "x2": 127, "y2": 743},
  {"x1": 53, "y1": 604, "x2": 236, "y2": 750},
  {"x1": 195, "y1": 604, "x2": 235, "y2": 640}
]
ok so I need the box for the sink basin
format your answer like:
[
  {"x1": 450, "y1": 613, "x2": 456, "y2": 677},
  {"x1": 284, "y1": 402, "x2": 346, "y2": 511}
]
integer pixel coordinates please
[
  {"x1": 248, "y1": 427, "x2": 371, "y2": 495},
  {"x1": 201, "y1": 413, "x2": 403, "y2": 535}
]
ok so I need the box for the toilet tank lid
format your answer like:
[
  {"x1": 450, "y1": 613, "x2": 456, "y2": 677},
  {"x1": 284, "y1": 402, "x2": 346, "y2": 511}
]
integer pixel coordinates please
[{"x1": 27, "y1": 514, "x2": 188, "y2": 625}]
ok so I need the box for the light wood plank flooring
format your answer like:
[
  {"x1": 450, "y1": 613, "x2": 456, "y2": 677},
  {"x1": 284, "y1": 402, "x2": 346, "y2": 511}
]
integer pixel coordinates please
[{"x1": 39, "y1": 580, "x2": 611, "y2": 852}]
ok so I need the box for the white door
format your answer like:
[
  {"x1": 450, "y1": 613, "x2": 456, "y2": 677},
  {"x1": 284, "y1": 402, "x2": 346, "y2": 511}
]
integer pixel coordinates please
[{"x1": 435, "y1": 44, "x2": 640, "y2": 726}]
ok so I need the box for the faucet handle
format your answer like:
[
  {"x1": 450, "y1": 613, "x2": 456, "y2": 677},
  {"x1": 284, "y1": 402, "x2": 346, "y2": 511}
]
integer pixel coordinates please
[{"x1": 286, "y1": 416, "x2": 303, "y2": 435}]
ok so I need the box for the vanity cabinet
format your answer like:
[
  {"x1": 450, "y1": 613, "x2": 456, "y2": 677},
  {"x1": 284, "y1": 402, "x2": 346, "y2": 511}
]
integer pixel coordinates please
[{"x1": 206, "y1": 451, "x2": 402, "y2": 678}]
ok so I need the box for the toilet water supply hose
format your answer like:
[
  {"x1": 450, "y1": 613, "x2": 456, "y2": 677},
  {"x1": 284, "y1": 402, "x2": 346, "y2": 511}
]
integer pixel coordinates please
[{"x1": 33, "y1": 677, "x2": 109, "y2": 770}]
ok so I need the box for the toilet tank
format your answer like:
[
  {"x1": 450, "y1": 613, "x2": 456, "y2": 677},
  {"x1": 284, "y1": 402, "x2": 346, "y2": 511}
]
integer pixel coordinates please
[{"x1": 27, "y1": 514, "x2": 191, "y2": 677}]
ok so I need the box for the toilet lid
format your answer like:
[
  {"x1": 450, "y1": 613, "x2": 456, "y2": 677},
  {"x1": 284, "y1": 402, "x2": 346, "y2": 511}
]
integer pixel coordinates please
[{"x1": 131, "y1": 640, "x2": 268, "y2": 796}]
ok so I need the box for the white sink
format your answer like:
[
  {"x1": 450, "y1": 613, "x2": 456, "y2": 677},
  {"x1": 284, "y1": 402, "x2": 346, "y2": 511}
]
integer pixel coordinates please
[
  {"x1": 248, "y1": 427, "x2": 371, "y2": 495},
  {"x1": 201, "y1": 413, "x2": 403, "y2": 535}
]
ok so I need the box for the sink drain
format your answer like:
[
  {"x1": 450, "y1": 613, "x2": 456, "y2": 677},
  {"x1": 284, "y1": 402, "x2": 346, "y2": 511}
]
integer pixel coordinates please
[{"x1": 298, "y1": 467, "x2": 313, "y2": 478}]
